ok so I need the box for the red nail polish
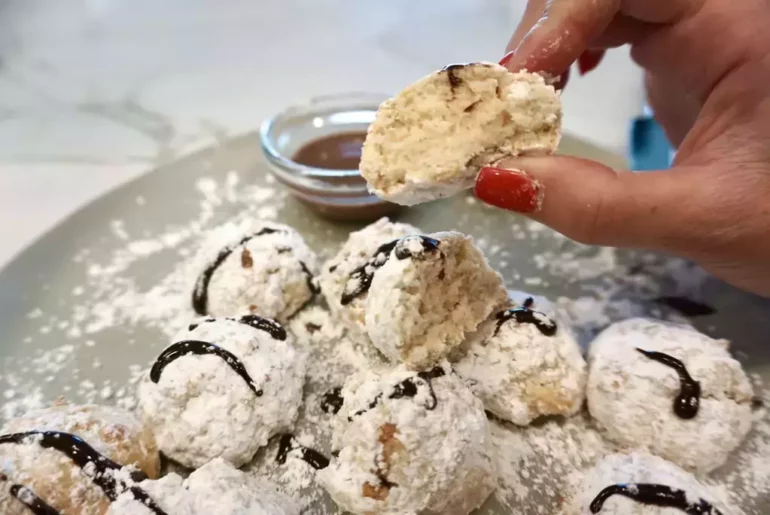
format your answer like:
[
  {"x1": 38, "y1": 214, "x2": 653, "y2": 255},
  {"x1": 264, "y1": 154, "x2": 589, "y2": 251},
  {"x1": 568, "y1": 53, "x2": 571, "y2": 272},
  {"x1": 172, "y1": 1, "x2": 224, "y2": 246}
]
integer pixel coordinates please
[
  {"x1": 498, "y1": 51, "x2": 514, "y2": 67},
  {"x1": 578, "y1": 50, "x2": 605, "y2": 76},
  {"x1": 474, "y1": 167, "x2": 543, "y2": 213},
  {"x1": 553, "y1": 68, "x2": 570, "y2": 90}
]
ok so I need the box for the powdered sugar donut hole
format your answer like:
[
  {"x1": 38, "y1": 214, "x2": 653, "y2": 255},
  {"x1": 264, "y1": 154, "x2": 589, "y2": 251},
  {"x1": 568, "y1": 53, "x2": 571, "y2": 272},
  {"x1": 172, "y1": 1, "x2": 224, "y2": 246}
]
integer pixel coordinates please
[
  {"x1": 587, "y1": 318, "x2": 753, "y2": 473},
  {"x1": 192, "y1": 221, "x2": 319, "y2": 322},
  {"x1": 0, "y1": 403, "x2": 160, "y2": 514},
  {"x1": 455, "y1": 296, "x2": 586, "y2": 426},
  {"x1": 364, "y1": 232, "x2": 507, "y2": 368},
  {"x1": 319, "y1": 217, "x2": 421, "y2": 343},
  {"x1": 320, "y1": 363, "x2": 495, "y2": 515},
  {"x1": 563, "y1": 452, "x2": 732, "y2": 515},
  {"x1": 109, "y1": 458, "x2": 301, "y2": 515},
  {"x1": 138, "y1": 315, "x2": 306, "y2": 468}
]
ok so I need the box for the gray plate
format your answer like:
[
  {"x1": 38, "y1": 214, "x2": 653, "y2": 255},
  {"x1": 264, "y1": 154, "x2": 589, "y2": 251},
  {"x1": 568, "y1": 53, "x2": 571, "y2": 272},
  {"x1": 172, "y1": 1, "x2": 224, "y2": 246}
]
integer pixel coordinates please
[{"x1": 0, "y1": 132, "x2": 768, "y2": 514}]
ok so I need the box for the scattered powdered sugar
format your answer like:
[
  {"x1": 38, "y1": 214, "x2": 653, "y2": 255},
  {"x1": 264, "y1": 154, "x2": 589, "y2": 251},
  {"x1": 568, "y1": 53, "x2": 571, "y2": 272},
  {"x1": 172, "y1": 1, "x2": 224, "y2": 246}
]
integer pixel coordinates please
[{"x1": 0, "y1": 168, "x2": 768, "y2": 514}]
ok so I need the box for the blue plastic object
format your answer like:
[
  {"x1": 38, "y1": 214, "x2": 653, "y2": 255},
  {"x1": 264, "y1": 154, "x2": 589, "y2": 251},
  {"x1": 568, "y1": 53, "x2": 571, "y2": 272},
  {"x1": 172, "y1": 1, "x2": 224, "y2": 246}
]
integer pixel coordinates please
[{"x1": 629, "y1": 114, "x2": 673, "y2": 171}]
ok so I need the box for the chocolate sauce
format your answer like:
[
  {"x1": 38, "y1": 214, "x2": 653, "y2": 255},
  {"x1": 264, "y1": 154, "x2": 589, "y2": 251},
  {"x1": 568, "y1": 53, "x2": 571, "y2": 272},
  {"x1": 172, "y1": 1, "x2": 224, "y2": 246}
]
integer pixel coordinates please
[
  {"x1": 349, "y1": 366, "x2": 446, "y2": 420},
  {"x1": 442, "y1": 63, "x2": 466, "y2": 92},
  {"x1": 321, "y1": 387, "x2": 344, "y2": 414},
  {"x1": 300, "y1": 261, "x2": 320, "y2": 295},
  {"x1": 150, "y1": 340, "x2": 263, "y2": 397},
  {"x1": 590, "y1": 483, "x2": 723, "y2": 515},
  {"x1": 9, "y1": 485, "x2": 59, "y2": 515},
  {"x1": 276, "y1": 434, "x2": 330, "y2": 470},
  {"x1": 341, "y1": 236, "x2": 441, "y2": 306},
  {"x1": 494, "y1": 307, "x2": 557, "y2": 337},
  {"x1": 188, "y1": 314, "x2": 287, "y2": 341},
  {"x1": 292, "y1": 132, "x2": 367, "y2": 170},
  {"x1": 655, "y1": 296, "x2": 716, "y2": 317},
  {"x1": 192, "y1": 227, "x2": 283, "y2": 315},
  {"x1": 341, "y1": 239, "x2": 397, "y2": 306},
  {"x1": 636, "y1": 348, "x2": 701, "y2": 419},
  {"x1": 0, "y1": 431, "x2": 167, "y2": 515},
  {"x1": 237, "y1": 314, "x2": 287, "y2": 340},
  {"x1": 393, "y1": 236, "x2": 440, "y2": 260}
]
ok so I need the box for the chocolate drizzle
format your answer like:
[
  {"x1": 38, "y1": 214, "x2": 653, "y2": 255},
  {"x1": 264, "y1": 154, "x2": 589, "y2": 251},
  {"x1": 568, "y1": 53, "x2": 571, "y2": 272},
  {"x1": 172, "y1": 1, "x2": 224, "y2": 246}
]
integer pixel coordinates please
[
  {"x1": 0, "y1": 432, "x2": 167, "y2": 515},
  {"x1": 321, "y1": 387, "x2": 344, "y2": 414},
  {"x1": 9, "y1": 485, "x2": 59, "y2": 515},
  {"x1": 442, "y1": 63, "x2": 466, "y2": 92},
  {"x1": 191, "y1": 227, "x2": 284, "y2": 315},
  {"x1": 494, "y1": 306, "x2": 557, "y2": 337},
  {"x1": 590, "y1": 483, "x2": 723, "y2": 515},
  {"x1": 349, "y1": 366, "x2": 446, "y2": 420},
  {"x1": 276, "y1": 434, "x2": 329, "y2": 470},
  {"x1": 300, "y1": 261, "x2": 320, "y2": 295},
  {"x1": 341, "y1": 236, "x2": 440, "y2": 306},
  {"x1": 655, "y1": 296, "x2": 716, "y2": 317},
  {"x1": 188, "y1": 314, "x2": 287, "y2": 341},
  {"x1": 636, "y1": 348, "x2": 701, "y2": 419},
  {"x1": 150, "y1": 340, "x2": 263, "y2": 397}
]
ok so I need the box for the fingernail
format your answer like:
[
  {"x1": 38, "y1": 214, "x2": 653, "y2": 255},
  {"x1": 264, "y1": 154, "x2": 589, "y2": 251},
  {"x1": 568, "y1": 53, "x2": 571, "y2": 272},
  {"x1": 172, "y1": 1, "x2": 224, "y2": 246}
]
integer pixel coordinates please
[
  {"x1": 553, "y1": 68, "x2": 570, "y2": 90},
  {"x1": 474, "y1": 166, "x2": 544, "y2": 213},
  {"x1": 540, "y1": 69, "x2": 570, "y2": 90},
  {"x1": 498, "y1": 51, "x2": 514, "y2": 67},
  {"x1": 578, "y1": 50, "x2": 604, "y2": 76}
]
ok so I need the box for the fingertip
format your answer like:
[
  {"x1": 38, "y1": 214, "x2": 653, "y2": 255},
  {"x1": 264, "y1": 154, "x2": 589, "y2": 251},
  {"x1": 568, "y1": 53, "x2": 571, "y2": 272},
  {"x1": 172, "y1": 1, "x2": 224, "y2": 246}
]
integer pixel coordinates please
[
  {"x1": 475, "y1": 166, "x2": 544, "y2": 213},
  {"x1": 577, "y1": 49, "x2": 605, "y2": 75}
]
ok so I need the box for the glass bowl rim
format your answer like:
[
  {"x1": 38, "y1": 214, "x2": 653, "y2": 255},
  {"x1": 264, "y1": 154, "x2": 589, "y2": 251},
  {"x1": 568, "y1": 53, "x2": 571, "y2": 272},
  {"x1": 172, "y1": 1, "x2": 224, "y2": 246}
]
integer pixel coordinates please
[{"x1": 259, "y1": 91, "x2": 387, "y2": 180}]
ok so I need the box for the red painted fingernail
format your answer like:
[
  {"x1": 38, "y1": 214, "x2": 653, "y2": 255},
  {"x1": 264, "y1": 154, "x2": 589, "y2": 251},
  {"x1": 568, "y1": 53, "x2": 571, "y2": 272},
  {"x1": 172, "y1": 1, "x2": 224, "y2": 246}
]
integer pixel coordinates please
[
  {"x1": 498, "y1": 51, "x2": 514, "y2": 67},
  {"x1": 474, "y1": 167, "x2": 543, "y2": 213},
  {"x1": 553, "y1": 68, "x2": 570, "y2": 90},
  {"x1": 578, "y1": 50, "x2": 605, "y2": 76}
]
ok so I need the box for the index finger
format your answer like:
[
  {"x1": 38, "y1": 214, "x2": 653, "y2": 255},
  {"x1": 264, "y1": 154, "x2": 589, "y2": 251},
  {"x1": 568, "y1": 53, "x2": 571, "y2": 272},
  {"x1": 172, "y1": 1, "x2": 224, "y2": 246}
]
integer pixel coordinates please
[
  {"x1": 507, "y1": 0, "x2": 620, "y2": 75},
  {"x1": 506, "y1": 0, "x2": 548, "y2": 55}
]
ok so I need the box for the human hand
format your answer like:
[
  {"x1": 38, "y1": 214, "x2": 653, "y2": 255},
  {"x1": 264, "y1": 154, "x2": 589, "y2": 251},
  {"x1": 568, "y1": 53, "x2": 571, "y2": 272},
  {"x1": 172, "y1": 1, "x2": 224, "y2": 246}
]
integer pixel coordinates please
[{"x1": 473, "y1": 0, "x2": 770, "y2": 296}]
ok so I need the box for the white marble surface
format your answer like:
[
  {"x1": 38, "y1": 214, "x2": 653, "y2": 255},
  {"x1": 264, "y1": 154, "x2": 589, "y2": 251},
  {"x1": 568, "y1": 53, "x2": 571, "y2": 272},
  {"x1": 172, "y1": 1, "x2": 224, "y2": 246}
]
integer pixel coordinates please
[{"x1": 0, "y1": 0, "x2": 643, "y2": 266}]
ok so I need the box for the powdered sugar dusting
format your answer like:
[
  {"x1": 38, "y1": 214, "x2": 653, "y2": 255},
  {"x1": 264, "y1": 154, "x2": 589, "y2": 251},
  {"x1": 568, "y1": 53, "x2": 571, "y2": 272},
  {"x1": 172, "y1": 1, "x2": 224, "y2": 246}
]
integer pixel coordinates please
[{"x1": 0, "y1": 164, "x2": 768, "y2": 515}]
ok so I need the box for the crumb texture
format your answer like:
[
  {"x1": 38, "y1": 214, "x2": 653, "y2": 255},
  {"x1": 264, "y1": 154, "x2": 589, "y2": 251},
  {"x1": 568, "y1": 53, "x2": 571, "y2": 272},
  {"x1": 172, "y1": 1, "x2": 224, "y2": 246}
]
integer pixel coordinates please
[
  {"x1": 319, "y1": 217, "x2": 421, "y2": 345},
  {"x1": 365, "y1": 232, "x2": 508, "y2": 368},
  {"x1": 361, "y1": 63, "x2": 562, "y2": 205}
]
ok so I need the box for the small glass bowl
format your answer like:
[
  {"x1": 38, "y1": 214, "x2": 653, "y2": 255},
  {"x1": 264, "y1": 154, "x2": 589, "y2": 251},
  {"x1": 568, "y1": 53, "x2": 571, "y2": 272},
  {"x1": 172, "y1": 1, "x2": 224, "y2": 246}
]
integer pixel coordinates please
[{"x1": 259, "y1": 92, "x2": 401, "y2": 221}]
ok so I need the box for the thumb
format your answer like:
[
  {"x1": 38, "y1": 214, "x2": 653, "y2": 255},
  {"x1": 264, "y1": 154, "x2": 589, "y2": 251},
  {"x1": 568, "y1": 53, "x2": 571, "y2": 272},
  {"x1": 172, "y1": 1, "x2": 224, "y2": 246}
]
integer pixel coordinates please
[{"x1": 473, "y1": 155, "x2": 712, "y2": 252}]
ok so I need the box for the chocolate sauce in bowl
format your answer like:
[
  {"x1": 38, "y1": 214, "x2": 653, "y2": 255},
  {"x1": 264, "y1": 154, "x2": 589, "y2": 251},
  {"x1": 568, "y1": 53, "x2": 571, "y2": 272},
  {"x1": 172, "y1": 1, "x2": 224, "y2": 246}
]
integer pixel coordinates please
[{"x1": 292, "y1": 132, "x2": 367, "y2": 170}]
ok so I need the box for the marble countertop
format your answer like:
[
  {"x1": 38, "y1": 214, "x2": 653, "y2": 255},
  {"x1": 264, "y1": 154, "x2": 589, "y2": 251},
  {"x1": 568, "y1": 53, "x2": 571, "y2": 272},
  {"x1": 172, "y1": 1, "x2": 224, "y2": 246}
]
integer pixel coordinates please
[{"x1": 0, "y1": 0, "x2": 643, "y2": 267}]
